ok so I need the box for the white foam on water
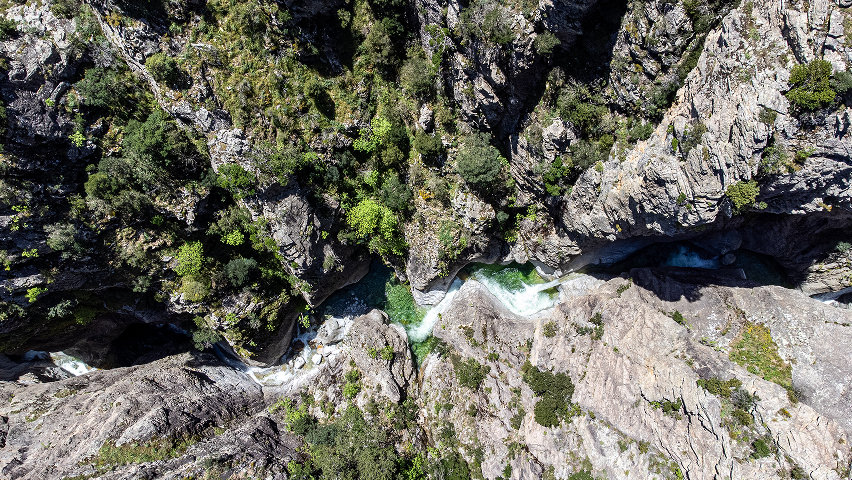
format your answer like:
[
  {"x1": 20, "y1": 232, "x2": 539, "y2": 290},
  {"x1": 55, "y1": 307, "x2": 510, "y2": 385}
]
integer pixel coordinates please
[
  {"x1": 218, "y1": 314, "x2": 358, "y2": 388},
  {"x1": 22, "y1": 350, "x2": 97, "y2": 376},
  {"x1": 472, "y1": 272, "x2": 562, "y2": 317},
  {"x1": 405, "y1": 278, "x2": 462, "y2": 343},
  {"x1": 50, "y1": 351, "x2": 97, "y2": 376},
  {"x1": 663, "y1": 246, "x2": 719, "y2": 269},
  {"x1": 813, "y1": 286, "x2": 852, "y2": 306}
]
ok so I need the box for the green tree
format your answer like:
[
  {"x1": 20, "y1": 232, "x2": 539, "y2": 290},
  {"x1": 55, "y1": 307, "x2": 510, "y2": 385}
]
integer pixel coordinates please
[
  {"x1": 225, "y1": 257, "x2": 258, "y2": 287},
  {"x1": 145, "y1": 53, "x2": 184, "y2": 89},
  {"x1": 347, "y1": 199, "x2": 406, "y2": 255},
  {"x1": 400, "y1": 53, "x2": 434, "y2": 98},
  {"x1": 456, "y1": 132, "x2": 505, "y2": 192},
  {"x1": 786, "y1": 59, "x2": 836, "y2": 111},
  {"x1": 218, "y1": 163, "x2": 257, "y2": 199},
  {"x1": 175, "y1": 241, "x2": 204, "y2": 277},
  {"x1": 725, "y1": 180, "x2": 764, "y2": 214}
]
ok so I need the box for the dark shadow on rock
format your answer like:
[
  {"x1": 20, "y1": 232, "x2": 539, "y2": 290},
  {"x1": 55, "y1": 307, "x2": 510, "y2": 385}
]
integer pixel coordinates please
[
  {"x1": 628, "y1": 267, "x2": 755, "y2": 303},
  {"x1": 97, "y1": 323, "x2": 193, "y2": 368}
]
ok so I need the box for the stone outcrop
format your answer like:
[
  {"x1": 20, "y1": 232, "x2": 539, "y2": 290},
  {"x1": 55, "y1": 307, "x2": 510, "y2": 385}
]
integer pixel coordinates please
[
  {"x1": 0, "y1": 352, "x2": 301, "y2": 479},
  {"x1": 419, "y1": 272, "x2": 852, "y2": 479}
]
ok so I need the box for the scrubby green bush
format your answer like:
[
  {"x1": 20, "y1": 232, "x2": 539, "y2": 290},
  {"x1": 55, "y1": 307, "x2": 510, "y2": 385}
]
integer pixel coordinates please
[
  {"x1": 50, "y1": 0, "x2": 83, "y2": 18},
  {"x1": 453, "y1": 356, "x2": 490, "y2": 390},
  {"x1": 522, "y1": 362, "x2": 575, "y2": 427},
  {"x1": 750, "y1": 437, "x2": 772, "y2": 459},
  {"x1": 400, "y1": 53, "x2": 434, "y2": 98},
  {"x1": 725, "y1": 180, "x2": 764, "y2": 214},
  {"x1": 45, "y1": 223, "x2": 78, "y2": 252},
  {"x1": 534, "y1": 31, "x2": 560, "y2": 56},
  {"x1": 678, "y1": 121, "x2": 706, "y2": 158},
  {"x1": 697, "y1": 377, "x2": 742, "y2": 398},
  {"x1": 347, "y1": 198, "x2": 406, "y2": 255},
  {"x1": 145, "y1": 53, "x2": 184, "y2": 89},
  {"x1": 175, "y1": 241, "x2": 204, "y2": 277},
  {"x1": 832, "y1": 69, "x2": 852, "y2": 98},
  {"x1": 26, "y1": 286, "x2": 48, "y2": 303},
  {"x1": 217, "y1": 163, "x2": 256, "y2": 199},
  {"x1": 541, "y1": 156, "x2": 572, "y2": 196},
  {"x1": 225, "y1": 257, "x2": 258, "y2": 287},
  {"x1": 0, "y1": 19, "x2": 17, "y2": 40},
  {"x1": 122, "y1": 109, "x2": 202, "y2": 185},
  {"x1": 376, "y1": 173, "x2": 412, "y2": 214},
  {"x1": 786, "y1": 59, "x2": 836, "y2": 111},
  {"x1": 76, "y1": 67, "x2": 144, "y2": 117},
  {"x1": 413, "y1": 130, "x2": 444, "y2": 165},
  {"x1": 456, "y1": 132, "x2": 504, "y2": 192},
  {"x1": 557, "y1": 84, "x2": 608, "y2": 137}
]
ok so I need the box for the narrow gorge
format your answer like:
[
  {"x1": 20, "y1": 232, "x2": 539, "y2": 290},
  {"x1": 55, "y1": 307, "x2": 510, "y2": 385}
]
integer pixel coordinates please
[{"x1": 1, "y1": 0, "x2": 851, "y2": 478}]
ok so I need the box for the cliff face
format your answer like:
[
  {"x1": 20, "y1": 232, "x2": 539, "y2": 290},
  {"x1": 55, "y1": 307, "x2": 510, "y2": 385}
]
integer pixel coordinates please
[{"x1": 3, "y1": 270, "x2": 850, "y2": 479}]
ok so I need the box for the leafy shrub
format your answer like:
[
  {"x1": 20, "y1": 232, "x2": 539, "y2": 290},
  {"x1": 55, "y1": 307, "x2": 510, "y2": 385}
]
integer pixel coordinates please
[
  {"x1": 343, "y1": 369, "x2": 362, "y2": 399},
  {"x1": 175, "y1": 241, "x2": 204, "y2": 277},
  {"x1": 26, "y1": 286, "x2": 47, "y2": 303},
  {"x1": 785, "y1": 59, "x2": 836, "y2": 111},
  {"x1": 218, "y1": 163, "x2": 256, "y2": 199},
  {"x1": 459, "y1": 0, "x2": 515, "y2": 45},
  {"x1": 400, "y1": 53, "x2": 434, "y2": 98},
  {"x1": 179, "y1": 277, "x2": 208, "y2": 302},
  {"x1": 453, "y1": 356, "x2": 490, "y2": 390},
  {"x1": 543, "y1": 321, "x2": 557, "y2": 338},
  {"x1": 832, "y1": 69, "x2": 852, "y2": 97},
  {"x1": 413, "y1": 130, "x2": 444, "y2": 165},
  {"x1": 522, "y1": 362, "x2": 575, "y2": 427},
  {"x1": 534, "y1": 31, "x2": 560, "y2": 56},
  {"x1": 75, "y1": 67, "x2": 143, "y2": 117},
  {"x1": 347, "y1": 198, "x2": 406, "y2": 255},
  {"x1": 542, "y1": 156, "x2": 572, "y2": 196},
  {"x1": 50, "y1": 0, "x2": 82, "y2": 18},
  {"x1": 697, "y1": 377, "x2": 742, "y2": 398},
  {"x1": 353, "y1": 117, "x2": 392, "y2": 153},
  {"x1": 456, "y1": 132, "x2": 505, "y2": 192},
  {"x1": 192, "y1": 326, "x2": 222, "y2": 350},
  {"x1": 627, "y1": 120, "x2": 655, "y2": 142},
  {"x1": 750, "y1": 437, "x2": 773, "y2": 459},
  {"x1": 361, "y1": 19, "x2": 401, "y2": 76},
  {"x1": 0, "y1": 19, "x2": 17, "y2": 40},
  {"x1": 377, "y1": 173, "x2": 412, "y2": 214},
  {"x1": 725, "y1": 180, "x2": 763, "y2": 214},
  {"x1": 731, "y1": 408, "x2": 753, "y2": 426},
  {"x1": 45, "y1": 223, "x2": 78, "y2": 252},
  {"x1": 678, "y1": 121, "x2": 707, "y2": 158},
  {"x1": 558, "y1": 84, "x2": 609, "y2": 137},
  {"x1": 145, "y1": 53, "x2": 184, "y2": 89},
  {"x1": 122, "y1": 109, "x2": 202, "y2": 186},
  {"x1": 225, "y1": 257, "x2": 258, "y2": 287}
]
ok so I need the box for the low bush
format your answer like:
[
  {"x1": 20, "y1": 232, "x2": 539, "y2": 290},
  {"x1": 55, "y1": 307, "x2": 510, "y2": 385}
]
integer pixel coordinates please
[
  {"x1": 225, "y1": 257, "x2": 258, "y2": 287},
  {"x1": 413, "y1": 130, "x2": 444, "y2": 165},
  {"x1": 522, "y1": 362, "x2": 575, "y2": 427},
  {"x1": 453, "y1": 356, "x2": 490, "y2": 390},
  {"x1": 534, "y1": 31, "x2": 560, "y2": 56},
  {"x1": 725, "y1": 180, "x2": 763, "y2": 214},
  {"x1": 145, "y1": 53, "x2": 185, "y2": 89},
  {"x1": 456, "y1": 132, "x2": 505, "y2": 192},
  {"x1": 175, "y1": 241, "x2": 204, "y2": 277},
  {"x1": 217, "y1": 163, "x2": 256, "y2": 199},
  {"x1": 400, "y1": 53, "x2": 434, "y2": 98},
  {"x1": 786, "y1": 59, "x2": 835, "y2": 111}
]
